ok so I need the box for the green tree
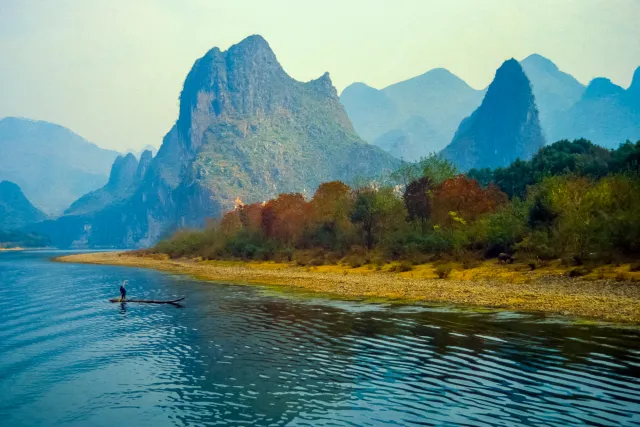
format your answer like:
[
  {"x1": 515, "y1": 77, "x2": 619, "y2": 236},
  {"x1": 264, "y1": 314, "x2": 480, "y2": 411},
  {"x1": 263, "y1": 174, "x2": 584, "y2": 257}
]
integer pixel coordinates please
[
  {"x1": 351, "y1": 186, "x2": 406, "y2": 249},
  {"x1": 419, "y1": 153, "x2": 457, "y2": 184}
]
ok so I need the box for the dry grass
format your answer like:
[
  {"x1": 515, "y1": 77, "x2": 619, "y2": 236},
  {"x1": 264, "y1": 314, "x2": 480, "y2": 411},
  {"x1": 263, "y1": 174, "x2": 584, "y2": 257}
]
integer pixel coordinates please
[{"x1": 55, "y1": 252, "x2": 640, "y2": 324}]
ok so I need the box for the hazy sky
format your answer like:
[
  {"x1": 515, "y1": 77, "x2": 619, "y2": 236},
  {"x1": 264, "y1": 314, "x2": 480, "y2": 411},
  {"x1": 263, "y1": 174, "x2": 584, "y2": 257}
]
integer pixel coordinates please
[{"x1": 1, "y1": 0, "x2": 639, "y2": 151}]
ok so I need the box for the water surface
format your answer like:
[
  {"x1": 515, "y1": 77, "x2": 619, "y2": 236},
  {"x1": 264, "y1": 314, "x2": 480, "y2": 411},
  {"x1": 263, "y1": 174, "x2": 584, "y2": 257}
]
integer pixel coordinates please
[{"x1": 1, "y1": 251, "x2": 639, "y2": 426}]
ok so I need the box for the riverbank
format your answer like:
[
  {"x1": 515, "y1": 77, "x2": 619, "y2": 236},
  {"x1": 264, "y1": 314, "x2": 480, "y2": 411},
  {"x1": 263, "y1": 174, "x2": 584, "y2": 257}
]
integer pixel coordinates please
[{"x1": 56, "y1": 251, "x2": 640, "y2": 323}]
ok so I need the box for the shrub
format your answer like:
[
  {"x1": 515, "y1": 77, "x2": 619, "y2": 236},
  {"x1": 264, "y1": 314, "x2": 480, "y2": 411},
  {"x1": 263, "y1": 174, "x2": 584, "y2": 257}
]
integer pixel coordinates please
[
  {"x1": 323, "y1": 251, "x2": 341, "y2": 264},
  {"x1": 344, "y1": 254, "x2": 366, "y2": 268},
  {"x1": 515, "y1": 230, "x2": 556, "y2": 261},
  {"x1": 462, "y1": 258, "x2": 481, "y2": 269},
  {"x1": 294, "y1": 251, "x2": 314, "y2": 266},
  {"x1": 371, "y1": 255, "x2": 386, "y2": 267},
  {"x1": 390, "y1": 261, "x2": 413, "y2": 272},
  {"x1": 406, "y1": 252, "x2": 432, "y2": 266},
  {"x1": 568, "y1": 267, "x2": 589, "y2": 277},
  {"x1": 310, "y1": 257, "x2": 326, "y2": 266},
  {"x1": 436, "y1": 264, "x2": 452, "y2": 279},
  {"x1": 615, "y1": 272, "x2": 630, "y2": 282}
]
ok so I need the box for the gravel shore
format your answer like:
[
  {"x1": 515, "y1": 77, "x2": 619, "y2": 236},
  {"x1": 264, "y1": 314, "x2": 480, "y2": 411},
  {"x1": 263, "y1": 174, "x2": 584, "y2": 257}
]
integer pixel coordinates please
[{"x1": 56, "y1": 251, "x2": 640, "y2": 324}]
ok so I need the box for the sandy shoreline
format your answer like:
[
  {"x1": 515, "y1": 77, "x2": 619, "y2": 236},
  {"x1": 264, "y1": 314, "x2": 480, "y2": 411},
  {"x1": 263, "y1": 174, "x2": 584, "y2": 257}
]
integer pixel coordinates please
[{"x1": 56, "y1": 251, "x2": 640, "y2": 324}]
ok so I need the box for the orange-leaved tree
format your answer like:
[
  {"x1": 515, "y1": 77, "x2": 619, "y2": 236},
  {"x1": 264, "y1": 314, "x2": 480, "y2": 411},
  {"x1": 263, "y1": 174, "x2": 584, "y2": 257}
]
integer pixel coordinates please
[
  {"x1": 261, "y1": 193, "x2": 311, "y2": 245},
  {"x1": 238, "y1": 202, "x2": 264, "y2": 233},
  {"x1": 217, "y1": 210, "x2": 243, "y2": 238},
  {"x1": 432, "y1": 175, "x2": 507, "y2": 227}
]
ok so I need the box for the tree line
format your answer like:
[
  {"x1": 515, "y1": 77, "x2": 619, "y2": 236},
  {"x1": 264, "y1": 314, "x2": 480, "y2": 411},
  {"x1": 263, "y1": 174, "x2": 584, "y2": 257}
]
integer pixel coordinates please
[{"x1": 153, "y1": 139, "x2": 640, "y2": 268}]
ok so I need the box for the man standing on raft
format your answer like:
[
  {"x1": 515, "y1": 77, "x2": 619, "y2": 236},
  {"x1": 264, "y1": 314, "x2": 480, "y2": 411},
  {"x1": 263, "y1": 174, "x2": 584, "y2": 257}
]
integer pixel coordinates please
[{"x1": 119, "y1": 280, "x2": 127, "y2": 301}]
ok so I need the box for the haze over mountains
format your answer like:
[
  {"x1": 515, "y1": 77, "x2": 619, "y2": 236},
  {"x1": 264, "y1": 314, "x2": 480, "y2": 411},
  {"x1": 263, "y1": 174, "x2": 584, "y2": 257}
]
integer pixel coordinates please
[
  {"x1": 0, "y1": 117, "x2": 120, "y2": 215},
  {"x1": 27, "y1": 35, "x2": 398, "y2": 248},
  {"x1": 341, "y1": 55, "x2": 639, "y2": 161},
  {"x1": 519, "y1": 54, "x2": 585, "y2": 136},
  {"x1": 2, "y1": 34, "x2": 638, "y2": 249},
  {"x1": 551, "y1": 68, "x2": 640, "y2": 148},
  {"x1": 340, "y1": 69, "x2": 483, "y2": 160}
]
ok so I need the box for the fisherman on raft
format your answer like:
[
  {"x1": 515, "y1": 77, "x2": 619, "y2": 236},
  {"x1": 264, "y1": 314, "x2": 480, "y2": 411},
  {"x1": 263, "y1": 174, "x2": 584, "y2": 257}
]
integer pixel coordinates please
[{"x1": 119, "y1": 280, "x2": 127, "y2": 301}]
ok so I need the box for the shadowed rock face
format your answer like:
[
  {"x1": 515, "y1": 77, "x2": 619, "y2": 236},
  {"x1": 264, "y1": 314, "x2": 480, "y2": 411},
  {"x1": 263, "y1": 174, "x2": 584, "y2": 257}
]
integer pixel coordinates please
[
  {"x1": 0, "y1": 181, "x2": 47, "y2": 230},
  {"x1": 441, "y1": 59, "x2": 545, "y2": 171},
  {"x1": 31, "y1": 35, "x2": 398, "y2": 248},
  {"x1": 64, "y1": 152, "x2": 152, "y2": 216}
]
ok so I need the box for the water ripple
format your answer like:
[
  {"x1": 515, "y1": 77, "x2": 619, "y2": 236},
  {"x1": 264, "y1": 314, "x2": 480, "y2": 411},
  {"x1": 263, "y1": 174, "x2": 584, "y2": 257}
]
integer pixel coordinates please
[{"x1": 0, "y1": 251, "x2": 639, "y2": 426}]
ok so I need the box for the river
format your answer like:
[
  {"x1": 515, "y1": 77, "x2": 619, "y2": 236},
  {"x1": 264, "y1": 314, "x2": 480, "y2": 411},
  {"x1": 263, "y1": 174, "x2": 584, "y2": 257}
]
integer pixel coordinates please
[{"x1": 1, "y1": 251, "x2": 639, "y2": 426}]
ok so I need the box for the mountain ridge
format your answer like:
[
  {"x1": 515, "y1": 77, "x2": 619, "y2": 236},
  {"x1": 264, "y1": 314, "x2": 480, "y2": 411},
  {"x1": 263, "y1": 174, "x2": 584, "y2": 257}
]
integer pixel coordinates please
[
  {"x1": 340, "y1": 67, "x2": 483, "y2": 160},
  {"x1": 441, "y1": 59, "x2": 545, "y2": 170},
  {"x1": 0, "y1": 180, "x2": 48, "y2": 230},
  {"x1": 30, "y1": 35, "x2": 398, "y2": 248},
  {"x1": 0, "y1": 117, "x2": 120, "y2": 215}
]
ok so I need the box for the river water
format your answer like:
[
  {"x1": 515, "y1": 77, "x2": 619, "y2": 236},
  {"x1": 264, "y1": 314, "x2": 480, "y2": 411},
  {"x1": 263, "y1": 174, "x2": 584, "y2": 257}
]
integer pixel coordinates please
[{"x1": 0, "y1": 251, "x2": 639, "y2": 426}]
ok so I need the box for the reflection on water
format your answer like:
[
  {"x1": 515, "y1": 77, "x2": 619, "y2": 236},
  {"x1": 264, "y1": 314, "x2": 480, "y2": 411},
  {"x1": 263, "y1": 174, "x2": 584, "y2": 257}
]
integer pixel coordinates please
[{"x1": 0, "y1": 251, "x2": 639, "y2": 426}]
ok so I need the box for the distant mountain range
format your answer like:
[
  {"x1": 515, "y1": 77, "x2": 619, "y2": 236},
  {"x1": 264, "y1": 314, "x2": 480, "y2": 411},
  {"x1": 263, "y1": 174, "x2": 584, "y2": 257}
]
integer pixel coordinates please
[
  {"x1": 341, "y1": 55, "x2": 639, "y2": 161},
  {"x1": 550, "y1": 68, "x2": 640, "y2": 148},
  {"x1": 7, "y1": 40, "x2": 639, "y2": 247},
  {"x1": 0, "y1": 117, "x2": 120, "y2": 215},
  {"x1": 519, "y1": 54, "x2": 585, "y2": 138},
  {"x1": 340, "y1": 69, "x2": 483, "y2": 160},
  {"x1": 441, "y1": 59, "x2": 545, "y2": 170},
  {"x1": 28, "y1": 35, "x2": 398, "y2": 248},
  {"x1": 0, "y1": 180, "x2": 47, "y2": 230}
]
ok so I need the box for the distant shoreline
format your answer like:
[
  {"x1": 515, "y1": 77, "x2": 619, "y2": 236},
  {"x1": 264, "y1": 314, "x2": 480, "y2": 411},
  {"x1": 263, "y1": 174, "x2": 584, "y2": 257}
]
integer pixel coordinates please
[
  {"x1": 56, "y1": 251, "x2": 640, "y2": 324},
  {"x1": 0, "y1": 247, "x2": 24, "y2": 252}
]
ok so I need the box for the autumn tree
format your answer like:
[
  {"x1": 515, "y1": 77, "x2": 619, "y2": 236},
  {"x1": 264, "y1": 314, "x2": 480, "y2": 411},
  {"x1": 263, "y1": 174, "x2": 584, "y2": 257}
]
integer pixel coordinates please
[
  {"x1": 238, "y1": 203, "x2": 264, "y2": 233},
  {"x1": 217, "y1": 210, "x2": 243, "y2": 238},
  {"x1": 261, "y1": 193, "x2": 310, "y2": 245},
  {"x1": 432, "y1": 175, "x2": 508, "y2": 227}
]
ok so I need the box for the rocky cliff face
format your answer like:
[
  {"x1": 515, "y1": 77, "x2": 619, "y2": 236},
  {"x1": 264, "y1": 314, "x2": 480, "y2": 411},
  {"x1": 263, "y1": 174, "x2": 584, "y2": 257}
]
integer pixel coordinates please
[
  {"x1": 64, "y1": 152, "x2": 152, "y2": 216},
  {"x1": 441, "y1": 59, "x2": 545, "y2": 170},
  {"x1": 33, "y1": 35, "x2": 398, "y2": 248},
  {"x1": 0, "y1": 181, "x2": 47, "y2": 230}
]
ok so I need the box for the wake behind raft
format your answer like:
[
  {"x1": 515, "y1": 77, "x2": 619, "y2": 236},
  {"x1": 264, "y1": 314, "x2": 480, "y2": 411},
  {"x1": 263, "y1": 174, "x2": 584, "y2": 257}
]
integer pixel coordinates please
[{"x1": 108, "y1": 297, "x2": 185, "y2": 304}]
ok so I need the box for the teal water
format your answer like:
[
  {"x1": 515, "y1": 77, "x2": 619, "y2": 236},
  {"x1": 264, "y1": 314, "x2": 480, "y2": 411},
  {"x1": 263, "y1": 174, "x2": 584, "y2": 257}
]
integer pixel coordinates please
[{"x1": 0, "y1": 251, "x2": 639, "y2": 426}]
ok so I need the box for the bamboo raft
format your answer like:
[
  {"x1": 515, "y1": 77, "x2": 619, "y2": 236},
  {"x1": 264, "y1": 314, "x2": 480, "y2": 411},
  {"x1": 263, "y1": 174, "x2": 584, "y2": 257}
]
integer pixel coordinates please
[{"x1": 108, "y1": 297, "x2": 185, "y2": 304}]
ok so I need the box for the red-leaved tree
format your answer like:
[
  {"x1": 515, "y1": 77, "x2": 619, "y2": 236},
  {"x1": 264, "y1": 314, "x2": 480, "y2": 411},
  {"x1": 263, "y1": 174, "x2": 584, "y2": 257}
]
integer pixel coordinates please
[{"x1": 432, "y1": 175, "x2": 507, "y2": 226}]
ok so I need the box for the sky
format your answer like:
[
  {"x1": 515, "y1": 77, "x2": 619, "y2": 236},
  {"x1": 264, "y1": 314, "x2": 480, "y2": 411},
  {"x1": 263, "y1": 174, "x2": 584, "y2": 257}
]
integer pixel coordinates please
[{"x1": 0, "y1": 0, "x2": 639, "y2": 152}]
